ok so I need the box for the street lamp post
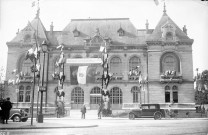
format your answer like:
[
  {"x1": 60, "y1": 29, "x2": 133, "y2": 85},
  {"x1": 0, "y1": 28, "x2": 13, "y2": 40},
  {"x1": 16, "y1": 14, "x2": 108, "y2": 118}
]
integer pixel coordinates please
[{"x1": 37, "y1": 40, "x2": 47, "y2": 123}]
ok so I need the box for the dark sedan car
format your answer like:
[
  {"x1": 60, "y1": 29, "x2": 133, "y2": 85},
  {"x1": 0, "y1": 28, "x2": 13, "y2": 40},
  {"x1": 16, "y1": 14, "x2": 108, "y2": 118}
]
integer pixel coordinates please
[
  {"x1": 129, "y1": 104, "x2": 166, "y2": 120},
  {"x1": 0, "y1": 108, "x2": 28, "y2": 122}
]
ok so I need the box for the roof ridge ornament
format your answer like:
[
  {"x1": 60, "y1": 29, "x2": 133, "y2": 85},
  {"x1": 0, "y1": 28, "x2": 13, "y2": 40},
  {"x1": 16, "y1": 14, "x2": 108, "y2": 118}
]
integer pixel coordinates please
[{"x1": 163, "y1": 2, "x2": 167, "y2": 15}]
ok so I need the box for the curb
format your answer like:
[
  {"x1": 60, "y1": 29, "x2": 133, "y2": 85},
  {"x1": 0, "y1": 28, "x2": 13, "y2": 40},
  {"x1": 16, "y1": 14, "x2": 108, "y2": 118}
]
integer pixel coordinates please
[{"x1": 0, "y1": 125, "x2": 98, "y2": 130}]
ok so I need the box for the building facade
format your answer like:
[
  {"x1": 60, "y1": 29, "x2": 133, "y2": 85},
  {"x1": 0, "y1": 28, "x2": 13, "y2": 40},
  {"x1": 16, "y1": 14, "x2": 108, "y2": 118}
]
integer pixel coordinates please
[{"x1": 5, "y1": 8, "x2": 194, "y2": 110}]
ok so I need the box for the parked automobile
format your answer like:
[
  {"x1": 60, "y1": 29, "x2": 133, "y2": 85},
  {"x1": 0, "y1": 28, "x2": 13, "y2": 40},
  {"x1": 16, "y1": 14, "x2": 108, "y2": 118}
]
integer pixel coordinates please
[
  {"x1": 129, "y1": 104, "x2": 166, "y2": 120},
  {"x1": 0, "y1": 108, "x2": 28, "y2": 122}
]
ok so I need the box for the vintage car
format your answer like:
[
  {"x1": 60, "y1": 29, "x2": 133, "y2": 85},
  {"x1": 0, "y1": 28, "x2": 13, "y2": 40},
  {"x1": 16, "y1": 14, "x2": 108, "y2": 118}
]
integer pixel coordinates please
[
  {"x1": 129, "y1": 104, "x2": 166, "y2": 120},
  {"x1": 0, "y1": 108, "x2": 28, "y2": 122}
]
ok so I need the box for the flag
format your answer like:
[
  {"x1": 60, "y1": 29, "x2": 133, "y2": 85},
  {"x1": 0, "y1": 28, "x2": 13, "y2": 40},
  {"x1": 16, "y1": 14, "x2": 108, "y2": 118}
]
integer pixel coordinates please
[
  {"x1": 25, "y1": 48, "x2": 36, "y2": 62},
  {"x1": 77, "y1": 66, "x2": 88, "y2": 84},
  {"x1": 154, "y1": 0, "x2": 165, "y2": 6},
  {"x1": 99, "y1": 46, "x2": 105, "y2": 52},
  {"x1": 70, "y1": 66, "x2": 78, "y2": 85},
  {"x1": 32, "y1": 1, "x2": 36, "y2": 7}
]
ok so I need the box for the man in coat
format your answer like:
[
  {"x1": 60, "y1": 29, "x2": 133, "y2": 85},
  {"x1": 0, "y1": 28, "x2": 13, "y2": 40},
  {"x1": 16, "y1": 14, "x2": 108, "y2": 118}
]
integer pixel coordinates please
[
  {"x1": 80, "y1": 104, "x2": 86, "y2": 119},
  {"x1": 1, "y1": 97, "x2": 12, "y2": 124}
]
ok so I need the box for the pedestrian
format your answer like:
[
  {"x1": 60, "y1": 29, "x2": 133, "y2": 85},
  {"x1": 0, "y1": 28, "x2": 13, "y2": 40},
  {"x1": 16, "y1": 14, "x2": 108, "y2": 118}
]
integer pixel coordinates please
[
  {"x1": 1, "y1": 97, "x2": 12, "y2": 124},
  {"x1": 80, "y1": 104, "x2": 86, "y2": 119},
  {"x1": 98, "y1": 103, "x2": 104, "y2": 119}
]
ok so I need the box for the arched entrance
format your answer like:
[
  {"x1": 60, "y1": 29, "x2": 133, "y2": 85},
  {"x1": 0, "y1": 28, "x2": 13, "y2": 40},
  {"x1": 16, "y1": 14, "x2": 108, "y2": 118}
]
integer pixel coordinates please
[
  {"x1": 110, "y1": 87, "x2": 122, "y2": 109},
  {"x1": 90, "y1": 87, "x2": 102, "y2": 109},
  {"x1": 71, "y1": 87, "x2": 84, "y2": 109}
]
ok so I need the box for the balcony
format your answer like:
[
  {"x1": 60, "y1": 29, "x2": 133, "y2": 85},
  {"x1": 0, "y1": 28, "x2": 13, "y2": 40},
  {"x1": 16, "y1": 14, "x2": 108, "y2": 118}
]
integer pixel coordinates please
[{"x1": 160, "y1": 74, "x2": 183, "y2": 83}]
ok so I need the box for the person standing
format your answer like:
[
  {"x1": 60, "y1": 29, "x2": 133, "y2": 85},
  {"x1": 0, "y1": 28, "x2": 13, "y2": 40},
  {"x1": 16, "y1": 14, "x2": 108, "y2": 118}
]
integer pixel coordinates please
[
  {"x1": 1, "y1": 97, "x2": 12, "y2": 124},
  {"x1": 80, "y1": 104, "x2": 86, "y2": 119},
  {"x1": 98, "y1": 103, "x2": 103, "y2": 119}
]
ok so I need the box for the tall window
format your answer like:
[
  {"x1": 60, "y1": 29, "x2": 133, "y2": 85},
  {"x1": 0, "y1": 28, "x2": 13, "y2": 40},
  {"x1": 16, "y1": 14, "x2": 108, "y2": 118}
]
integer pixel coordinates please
[
  {"x1": 90, "y1": 87, "x2": 101, "y2": 104},
  {"x1": 160, "y1": 53, "x2": 180, "y2": 73},
  {"x1": 25, "y1": 86, "x2": 31, "y2": 102},
  {"x1": 18, "y1": 85, "x2": 31, "y2": 102},
  {"x1": 165, "y1": 85, "x2": 178, "y2": 103},
  {"x1": 110, "y1": 87, "x2": 122, "y2": 104},
  {"x1": 129, "y1": 56, "x2": 141, "y2": 71},
  {"x1": 19, "y1": 85, "x2": 24, "y2": 102},
  {"x1": 110, "y1": 57, "x2": 122, "y2": 74},
  {"x1": 131, "y1": 86, "x2": 140, "y2": 103},
  {"x1": 71, "y1": 87, "x2": 84, "y2": 104},
  {"x1": 22, "y1": 59, "x2": 33, "y2": 76}
]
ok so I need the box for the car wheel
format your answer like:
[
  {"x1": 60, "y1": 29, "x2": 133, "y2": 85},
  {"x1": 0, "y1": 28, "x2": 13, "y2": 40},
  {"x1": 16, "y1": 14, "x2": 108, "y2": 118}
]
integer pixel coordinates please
[
  {"x1": 13, "y1": 115, "x2": 21, "y2": 122},
  {"x1": 129, "y1": 113, "x2": 135, "y2": 120},
  {"x1": 154, "y1": 112, "x2": 162, "y2": 120}
]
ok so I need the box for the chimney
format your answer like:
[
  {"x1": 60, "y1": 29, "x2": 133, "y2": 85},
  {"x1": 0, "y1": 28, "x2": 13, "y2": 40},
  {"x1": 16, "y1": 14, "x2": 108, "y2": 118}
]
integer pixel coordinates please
[
  {"x1": 145, "y1": 20, "x2": 149, "y2": 33},
  {"x1": 183, "y1": 25, "x2": 187, "y2": 35},
  {"x1": 50, "y1": 22, "x2": 54, "y2": 33}
]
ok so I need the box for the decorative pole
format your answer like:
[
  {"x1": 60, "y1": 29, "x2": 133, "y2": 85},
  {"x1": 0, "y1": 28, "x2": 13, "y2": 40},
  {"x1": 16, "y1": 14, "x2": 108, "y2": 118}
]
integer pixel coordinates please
[{"x1": 101, "y1": 40, "x2": 111, "y2": 116}]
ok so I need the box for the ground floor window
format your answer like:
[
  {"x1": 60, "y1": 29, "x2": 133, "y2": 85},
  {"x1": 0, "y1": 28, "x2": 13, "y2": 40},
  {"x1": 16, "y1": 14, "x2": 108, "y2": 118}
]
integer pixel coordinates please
[
  {"x1": 18, "y1": 85, "x2": 31, "y2": 102},
  {"x1": 110, "y1": 87, "x2": 122, "y2": 104},
  {"x1": 131, "y1": 86, "x2": 141, "y2": 103},
  {"x1": 71, "y1": 87, "x2": 84, "y2": 104},
  {"x1": 165, "y1": 85, "x2": 178, "y2": 103},
  {"x1": 90, "y1": 87, "x2": 101, "y2": 104}
]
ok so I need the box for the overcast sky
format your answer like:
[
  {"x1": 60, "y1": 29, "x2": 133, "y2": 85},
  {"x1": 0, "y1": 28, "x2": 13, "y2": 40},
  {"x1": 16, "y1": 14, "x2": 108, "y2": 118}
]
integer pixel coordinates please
[{"x1": 0, "y1": 0, "x2": 208, "y2": 78}]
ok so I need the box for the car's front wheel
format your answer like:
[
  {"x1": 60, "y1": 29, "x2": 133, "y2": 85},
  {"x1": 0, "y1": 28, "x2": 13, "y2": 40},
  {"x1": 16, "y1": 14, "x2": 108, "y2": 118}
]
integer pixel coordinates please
[
  {"x1": 129, "y1": 113, "x2": 135, "y2": 120},
  {"x1": 154, "y1": 112, "x2": 162, "y2": 120},
  {"x1": 13, "y1": 115, "x2": 21, "y2": 122}
]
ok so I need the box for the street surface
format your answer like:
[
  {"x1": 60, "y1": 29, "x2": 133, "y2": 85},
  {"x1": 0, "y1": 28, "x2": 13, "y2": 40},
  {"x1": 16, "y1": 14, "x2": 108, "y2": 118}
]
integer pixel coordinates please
[{"x1": 1, "y1": 118, "x2": 208, "y2": 135}]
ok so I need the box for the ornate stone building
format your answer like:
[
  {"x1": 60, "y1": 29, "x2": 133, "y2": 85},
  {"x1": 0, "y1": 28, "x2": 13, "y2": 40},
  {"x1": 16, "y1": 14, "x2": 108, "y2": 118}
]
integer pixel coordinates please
[{"x1": 6, "y1": 7, "x2": 194, "y2": 110}]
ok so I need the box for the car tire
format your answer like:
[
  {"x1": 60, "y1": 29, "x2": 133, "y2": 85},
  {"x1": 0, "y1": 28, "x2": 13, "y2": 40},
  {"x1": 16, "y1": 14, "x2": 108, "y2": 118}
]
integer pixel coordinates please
[
  {"x1": 154, "y1": 112, "x2": 162, "y2": 120},
  {"x1": 129, "y1": 113, "x2": 135, "y2": 120},
  {"x1": 13, "y1": 115, "x2": 21, "y2": 122}
]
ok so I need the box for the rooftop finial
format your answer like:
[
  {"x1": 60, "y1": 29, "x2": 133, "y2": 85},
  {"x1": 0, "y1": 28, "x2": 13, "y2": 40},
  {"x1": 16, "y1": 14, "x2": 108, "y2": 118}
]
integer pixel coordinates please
[
  {"x1": 35, "y1": 0, "x2": 40, "y2": 18},
  {"x1": 163, "y1": 2, "x2": 166, "y2": 14}
]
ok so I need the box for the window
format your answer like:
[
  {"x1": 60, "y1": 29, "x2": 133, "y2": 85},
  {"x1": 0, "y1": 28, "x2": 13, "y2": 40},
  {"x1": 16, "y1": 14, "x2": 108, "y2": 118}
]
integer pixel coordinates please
[
  {"x1": 110, "y1": 87, "x2": 122, "y2": 104},
  {"x1": 22, "y1": 59, "x2": 33, "y2": 76},
  {"x1": 110, "y1": 57, "x2": 122, "y2": 74},
  {"x1": 18, "y1": 85, "x2": 31, "y2": 102},
  {"x1": 129, "y1": 56, "x2": 141, "y2": 71},
  {"x1": 166, "y1": 32, "x2": 173, "y2": 40},
  {"x1": 131, "y1": 86, "x2": 141, "y2": 103},
  {"x1": 150, "y1": 105, "x2": 156, "y2": 109},
  {"x1": 160, "y1": 52, "x2": 180, "y2": 73},
  {"x1": 25, "y1": 86, "x2": 31, "y2": 102},
  {"x1": 19, "y1": 85, "x2": 24, "y2": 102},
  {"x1": 71, "y1": 87, "x2": 84, "y2": 104},
  {"x1": 165, "y1": 85, "x2": 178, "y2": 103},
  {"x1": 90, "y1": 87, "x2": 101, "y2": 104}
]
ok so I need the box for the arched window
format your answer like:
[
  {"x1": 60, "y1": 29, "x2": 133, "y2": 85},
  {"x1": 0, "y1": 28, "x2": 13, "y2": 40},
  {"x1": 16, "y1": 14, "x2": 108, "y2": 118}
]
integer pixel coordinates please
[
  {"x1": 129, "y1": 56, "x2": 141, "y2": 71},
  {"x1": 22, "y1": 59, "x2": 33, "y2": 76},
  {"x1": 160, "y1": 52, "x2": 180, "y2": 73},
  {"x1": 131, "y1": 86, "x2": 141, "y2": 103},
  {"x1": 19, "y1": 85, "x2": 24, "y2": 102},
  {"x1": 90, "y1": 87, "x2": 101, "y2": 104},
  {"x1": 110, "y1": 87, "x2": 122, "y2": 104},
  {"x1": 71, "y1": 87, "x2": 84, "y2": 104},
  {"x1": 25, "y1": 86, "x2": 31, "y2": 102},
  {"x1": 165, "y1": 85, "x2": 170, "y2": 90},
  {"x1": 110, "y1": 57, "x2": 122, "y2": 74}
]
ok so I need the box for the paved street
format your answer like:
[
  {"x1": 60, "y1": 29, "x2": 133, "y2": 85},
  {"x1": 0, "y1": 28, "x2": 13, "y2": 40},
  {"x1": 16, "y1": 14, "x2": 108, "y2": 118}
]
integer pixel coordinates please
[{"x1": 1, "y1": 118, "x2": 208, "y2": 135}]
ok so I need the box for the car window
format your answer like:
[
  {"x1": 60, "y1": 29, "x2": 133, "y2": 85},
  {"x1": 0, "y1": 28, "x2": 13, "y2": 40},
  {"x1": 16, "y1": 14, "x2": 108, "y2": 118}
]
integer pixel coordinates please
[
  {"x1": 149, "y1": 105, "x2": 156, "y2": 109},
  {"x1": 142, "y1": 106, "x2": 149, "y2": 109}
]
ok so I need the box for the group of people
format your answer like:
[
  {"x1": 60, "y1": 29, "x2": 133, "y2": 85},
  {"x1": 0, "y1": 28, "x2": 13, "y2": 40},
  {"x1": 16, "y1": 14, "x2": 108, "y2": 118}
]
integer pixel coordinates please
[
  {"x1": 80, "y1": 103, "x2": 104, "y2": 119},
  {"x1": 0, "y1": 97, "x2": 12, "y2": 124}
]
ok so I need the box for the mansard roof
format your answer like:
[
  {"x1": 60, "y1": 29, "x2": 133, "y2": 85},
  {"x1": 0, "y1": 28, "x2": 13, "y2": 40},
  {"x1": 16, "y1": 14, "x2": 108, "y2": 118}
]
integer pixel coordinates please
[
  {"x1": 147, "y1": 12, "x2": 193, "y2": 42},
  {"x1": 58, "y1": 18, "x2": 145, "y2": 46}
]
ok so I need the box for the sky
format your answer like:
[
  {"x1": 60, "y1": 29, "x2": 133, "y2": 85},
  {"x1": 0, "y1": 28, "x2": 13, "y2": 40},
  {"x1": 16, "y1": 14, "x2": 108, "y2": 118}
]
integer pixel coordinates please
[{"x1": 0, "y1": 0, "x2": 208, "y2": 79}]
